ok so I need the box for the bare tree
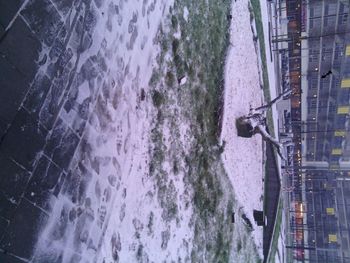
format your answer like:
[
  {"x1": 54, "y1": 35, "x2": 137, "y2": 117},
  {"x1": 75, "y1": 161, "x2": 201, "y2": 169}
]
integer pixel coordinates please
[{"x1": 236, "y1": 89, "x2": 291, "y2": 160}]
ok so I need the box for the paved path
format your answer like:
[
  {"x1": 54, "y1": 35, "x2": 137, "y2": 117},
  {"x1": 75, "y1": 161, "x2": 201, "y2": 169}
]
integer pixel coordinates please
[{"x1": 0, "y1": 1, "x2": 177, "y2": 262}]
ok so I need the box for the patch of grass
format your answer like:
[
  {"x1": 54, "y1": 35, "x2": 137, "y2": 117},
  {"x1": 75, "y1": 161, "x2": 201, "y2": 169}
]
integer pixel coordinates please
[
  {"x1": 165, "y1": 71, "x2": 175, "y2": 87},
  {"x1": 149, "y1": 70, "x2": 161, "y2": 88},
  {"x1": 268, "y1": 198, "x2": 283, "y2": 263},
  {"x1": 136, "y1": 244, "x2": 144, "y2": 261},
  {"x1": 237, "y1": 240, "x2": 242, "y2": 252},
  {"x1": 172, "y1": 38, "x2": 180, "y2": 54},
  {"x1": 147, "y1": 211, "x2": 154, "y2": 235},
  {"x1": 171, "y1": 15, "x2": 178, "y2": 29},
  {"x1": 148, "y1": 0, "x2": 262, "y2": 261},
  {"x1": 151, "y1": 90, "x2": 165, "y2": 107}
]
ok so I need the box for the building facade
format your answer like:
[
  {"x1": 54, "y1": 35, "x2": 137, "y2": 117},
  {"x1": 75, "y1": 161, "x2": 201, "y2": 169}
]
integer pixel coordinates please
[{"x1": 300, "y1": 0, "x2": 350, "y2": 262}]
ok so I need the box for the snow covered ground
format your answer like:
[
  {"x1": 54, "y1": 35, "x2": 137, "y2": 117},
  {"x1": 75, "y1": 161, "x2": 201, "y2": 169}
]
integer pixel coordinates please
[
  {"x1": 27, "y1": 0, "x2": 266, "y2": 262},
  {"x1": 32, "y1": 1, "x2": 195, "y2": 262},
  {"x1": 220, "y1": 0, "x2": 265, "y2": 257}
]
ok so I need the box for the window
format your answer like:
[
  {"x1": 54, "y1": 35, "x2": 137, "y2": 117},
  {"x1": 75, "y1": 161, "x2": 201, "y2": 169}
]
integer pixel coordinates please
[
  {"x1": 309, "y1": 81, "x2": 317, "y2": 90},
  {"x1": 316, "y1": 142, "x2": 324, "y2": 154},
  {"x1": 309, "y1": 48, "x2": 320, "y2": 63},
  {"x1": 334, "y1": 42, "x2": 344, "y2": 60},
  {"x1": 320, "y1": 78, "x2": 330, "y2": 90},
  {"x1": 318, "y1": 99, "x2": 328, "y2": 108},
  {"x1": 310, "y1": 74, "x2": 318, "y2": 89},
  {"x1": 310, "y1": 17, "x2": 321, "y2": 30},
  {"x1": 324, "y1": 15, "x2": 336, "y2": 28},
  {"x1": 309, "y1": 108, "x2": 317, "y2": 116},
  {"x1": 340, "y1": 3, "x2": 345, "y2": 14},
  {"x1": 309, "y1": 54, "x2": 318, "y2": 63},
  {"x1": 312, "y1": 4, "x2": 323, "y2": 18},
  {"x1": 326, "y1": 3, "x2": 338, "y2": 16},
  {"x1": 332, "y1": 77, "x2": 341, "y2": 89},
  {"x1": 338, "y1": 13, "x2": 349, "y2": 25},
  {"x1": 310, "y1": 7, "x2": 314, "y2": 18},
  {"x1": 342, "y1": 238, "x2": 349, "y2": 250},
  {"x1": 335, "y1": 116, "x2": 347, "y2": 129},
  {"x1": 338, "y1": 2, "x2": 349, "y2": 25},
  {"x1": 309, "y1": 98, "x2": 317, "y2": 108},
  {"x1": 338, "y1": 90, "x2": 350, "y2": 104},
  {"x1": 329, "y1": 104, "x2": 336, "y2": 114},
  {"x1": 324, "y1": 4, "x2": 329, "y2": 16},
  {"x1": 324, "y1": 17, "x2": 328, "y2": 27},
  {"x1": 322, "y1": 46, "x2": 333, "y2": 61},
  {"x1": 334, "y1": 137, "x2": 343, "y2": 148},
  {"x1": 307, "y1": 139, "x2": 315, "y2": 152}
]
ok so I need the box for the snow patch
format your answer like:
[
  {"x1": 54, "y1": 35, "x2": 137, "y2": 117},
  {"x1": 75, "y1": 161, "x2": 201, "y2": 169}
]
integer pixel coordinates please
[
  {"x1": 183, "y1": 6, "x2": 189, "y2": 22},
  {"x1": 220, "y1": 0, "x2": 264, "y2": 256}
]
